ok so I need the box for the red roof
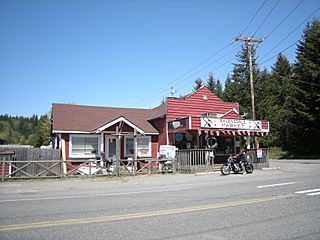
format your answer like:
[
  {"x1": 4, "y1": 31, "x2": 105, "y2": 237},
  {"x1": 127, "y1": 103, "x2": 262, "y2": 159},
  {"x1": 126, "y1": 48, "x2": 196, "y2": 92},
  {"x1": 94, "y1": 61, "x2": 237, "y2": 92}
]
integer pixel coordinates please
[
  {"x1": 52, "y1": 87, "x2": 241, "y2": 134},
  {"x1": 167, "y1": 86, "x2": 239, "y2": 121},
  {"x1": 52, "y1": 103, "x2": 165, "y2": 134}
]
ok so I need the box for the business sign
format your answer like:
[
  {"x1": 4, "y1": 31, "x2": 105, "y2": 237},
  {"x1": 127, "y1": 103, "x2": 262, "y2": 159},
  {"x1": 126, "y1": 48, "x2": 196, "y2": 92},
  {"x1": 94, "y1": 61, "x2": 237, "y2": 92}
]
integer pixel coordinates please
[
  {"x1": 201, "y1": 117, "x2": 263, "y2": 131},
  {"x1": 168, "y1": 118, "x2": 186, "y2": 130}
]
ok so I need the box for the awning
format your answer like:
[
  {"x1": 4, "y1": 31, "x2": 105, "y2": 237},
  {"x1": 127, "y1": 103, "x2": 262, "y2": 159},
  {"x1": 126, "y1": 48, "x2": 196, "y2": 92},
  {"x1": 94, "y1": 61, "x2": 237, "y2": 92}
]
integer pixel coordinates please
[{"x1": 195, "y1": 129, "x2": 269, "y2": 137}]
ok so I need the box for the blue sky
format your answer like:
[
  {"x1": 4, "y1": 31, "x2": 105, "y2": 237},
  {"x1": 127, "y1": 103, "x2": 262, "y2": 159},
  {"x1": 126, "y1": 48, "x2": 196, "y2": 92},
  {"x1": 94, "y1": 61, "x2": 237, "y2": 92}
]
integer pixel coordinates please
[{"x1": 0, "y1": 0, "x2": 319, "y2": 117}]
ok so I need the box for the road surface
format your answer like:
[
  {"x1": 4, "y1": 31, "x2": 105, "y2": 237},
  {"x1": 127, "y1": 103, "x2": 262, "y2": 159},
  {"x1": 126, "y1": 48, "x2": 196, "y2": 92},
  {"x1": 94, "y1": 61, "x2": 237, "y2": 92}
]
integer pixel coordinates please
[{"x1": 0, "y1": 159, "x2": 319, "y2": 240}]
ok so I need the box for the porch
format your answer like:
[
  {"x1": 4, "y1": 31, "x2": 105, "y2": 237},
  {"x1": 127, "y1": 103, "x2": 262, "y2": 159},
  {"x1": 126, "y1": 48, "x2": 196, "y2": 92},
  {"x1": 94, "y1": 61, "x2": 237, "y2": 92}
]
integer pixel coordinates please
[{"x1": 176, "y1": 148, "x2": 269, "y2": 173}]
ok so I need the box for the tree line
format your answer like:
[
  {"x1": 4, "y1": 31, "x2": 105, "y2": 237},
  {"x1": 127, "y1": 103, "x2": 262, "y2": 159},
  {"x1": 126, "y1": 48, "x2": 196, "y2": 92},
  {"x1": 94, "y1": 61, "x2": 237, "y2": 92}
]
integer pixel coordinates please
[
  {"x1": 0, "y1": 114, "x2": 51, "y2": 147},
  {"x1": 193, "y1": 19, "x2": 320, "y2": 155}
]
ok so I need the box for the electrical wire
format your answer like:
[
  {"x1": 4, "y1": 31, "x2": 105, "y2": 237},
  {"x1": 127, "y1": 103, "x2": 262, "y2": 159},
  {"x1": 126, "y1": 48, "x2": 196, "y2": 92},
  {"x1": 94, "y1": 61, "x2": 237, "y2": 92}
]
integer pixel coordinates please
[
  {"x1": 133, "y1": 0, "x2": 271, "y2": 107},
  {"x1": 260, "y1": 37, "x2": 302, "y2": 65},
  {"x1": 132, "y1": 39, "x2": 236, "y2": 107},
  {"x1": 239, "y1": 0, "x2": 268, "y2": 37},
  {"x1": 260, "y1": 5, "x2": 320, "y2": 61},
  {"x1": 251, "y1": 0, "x2": 281, "y2": 38},
  {"x1": 140, "y1": 47, "x2": 240, "y2": 107},
  {"x1": 264, "y1": 0, "x2": 304, "y2": 39}
]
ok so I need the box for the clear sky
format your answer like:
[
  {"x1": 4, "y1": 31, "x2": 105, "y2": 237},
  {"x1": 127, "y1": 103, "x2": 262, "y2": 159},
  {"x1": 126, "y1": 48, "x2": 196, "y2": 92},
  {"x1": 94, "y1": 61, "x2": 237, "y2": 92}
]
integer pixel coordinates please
[{"x1": 0, "y1": 0, "x2": 319, "y2": 117}]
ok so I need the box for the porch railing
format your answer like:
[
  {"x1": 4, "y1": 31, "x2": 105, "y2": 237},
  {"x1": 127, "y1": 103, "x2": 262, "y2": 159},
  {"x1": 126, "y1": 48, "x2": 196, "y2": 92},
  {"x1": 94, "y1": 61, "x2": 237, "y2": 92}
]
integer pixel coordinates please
[
  {"x1": 246, "y1": 148, "x2": 269, "y2": 169},
  {"x1": 176, "y1": 149, "x2": 217, "y2": 173},
  {"x1": 176, "y1": 148, "x2": 269, "y2": 173}
]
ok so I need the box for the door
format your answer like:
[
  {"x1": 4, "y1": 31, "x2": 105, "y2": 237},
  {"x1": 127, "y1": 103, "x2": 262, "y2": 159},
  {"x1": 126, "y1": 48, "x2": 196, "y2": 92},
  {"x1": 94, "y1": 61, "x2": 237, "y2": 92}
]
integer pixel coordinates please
[{"x1": 105, "y1": 136, "x2": 118, "y2": 160}]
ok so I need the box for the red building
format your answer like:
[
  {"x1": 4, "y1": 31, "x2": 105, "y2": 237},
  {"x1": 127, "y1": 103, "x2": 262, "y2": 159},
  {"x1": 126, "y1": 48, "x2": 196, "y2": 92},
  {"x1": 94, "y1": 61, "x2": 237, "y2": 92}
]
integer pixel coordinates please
[{"x1": 51, "y1": 87, "x2": 269, "y2": 163}]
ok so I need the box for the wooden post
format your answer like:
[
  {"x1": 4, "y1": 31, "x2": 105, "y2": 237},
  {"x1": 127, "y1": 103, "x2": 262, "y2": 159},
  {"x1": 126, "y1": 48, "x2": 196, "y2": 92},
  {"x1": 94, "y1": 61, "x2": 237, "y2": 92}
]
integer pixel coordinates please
[
  {"x1": 1, "y1": 157, "x2": 5, "y2": 182},
  {"x1": 61, "y1": 138, "x2": 67, "y2": 174},
  {"x1": 133, "y1": 128, "x2": 137, "y2": 175}
]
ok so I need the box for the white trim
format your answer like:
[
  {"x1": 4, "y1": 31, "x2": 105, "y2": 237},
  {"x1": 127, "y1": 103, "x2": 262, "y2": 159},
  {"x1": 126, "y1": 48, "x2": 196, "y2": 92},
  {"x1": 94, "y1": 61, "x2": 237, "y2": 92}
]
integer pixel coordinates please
[
  {"x1": 220, "y1": 108, "x2": 240, "y2": 118},
  {"x1": 53, "y1": 130, "x2": 91, "y2": 134},
  {"x1": 69, "y1": 134, "x2": 101, "y2": 159},
  {"x1": 188, "y1": 116, "x2": 192, "y2": 129},
  {"x1": 95, "y1": 116, "x2": 145, "y2": 134}
]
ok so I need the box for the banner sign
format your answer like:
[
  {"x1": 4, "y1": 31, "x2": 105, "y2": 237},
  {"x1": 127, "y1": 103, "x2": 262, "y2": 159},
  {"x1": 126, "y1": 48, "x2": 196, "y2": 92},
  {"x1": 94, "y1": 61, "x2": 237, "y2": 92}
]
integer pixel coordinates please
[{"x1": 201, "y1": 117, "x2": 264, "y2": 131}]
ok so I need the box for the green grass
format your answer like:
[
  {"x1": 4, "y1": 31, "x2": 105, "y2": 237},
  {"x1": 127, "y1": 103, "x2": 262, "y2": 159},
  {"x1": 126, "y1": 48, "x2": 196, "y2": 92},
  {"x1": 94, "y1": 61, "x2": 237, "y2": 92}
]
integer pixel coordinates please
[
  {"x1": 269, "y1": 146, "x2": 320, "y2": 159},
  {"x1": 268, "y1": 147, "x2": 288, "y2": 159}
]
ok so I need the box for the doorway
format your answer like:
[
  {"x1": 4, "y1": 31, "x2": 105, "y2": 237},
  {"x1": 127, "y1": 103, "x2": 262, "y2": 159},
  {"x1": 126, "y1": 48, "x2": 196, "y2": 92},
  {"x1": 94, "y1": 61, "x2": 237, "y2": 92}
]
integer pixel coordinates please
[{"x1": 105, "y1": 136, "x2": 118, "y2": 160}]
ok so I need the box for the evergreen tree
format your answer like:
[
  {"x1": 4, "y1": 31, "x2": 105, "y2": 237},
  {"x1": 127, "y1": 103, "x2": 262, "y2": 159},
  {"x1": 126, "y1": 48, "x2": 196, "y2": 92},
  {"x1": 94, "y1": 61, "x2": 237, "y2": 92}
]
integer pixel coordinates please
[
  {"x1": 224, "y1": 44, "x2": 260, "y2": 117},
  {"x1": 206, "y1": 72, "x2": 223, "y2": 98},
  {"x1": 206, "y1": 72, "x2": 217, "y2": 93},
  {"x1": 291, "y1": 19, "x2": 320, "y2": 153},
  {"x1": 36, "y1": 114, "x2": 51, "y2": 147},
  {"x1": 194, "y1": 78, "x2": 204, "y2": 90},
  {"x1": 259, "y1": 54, "x2": 295, "y2": 148},
  {"x1": 216, "y1": 79, "x2": 223, "y2": 99}
]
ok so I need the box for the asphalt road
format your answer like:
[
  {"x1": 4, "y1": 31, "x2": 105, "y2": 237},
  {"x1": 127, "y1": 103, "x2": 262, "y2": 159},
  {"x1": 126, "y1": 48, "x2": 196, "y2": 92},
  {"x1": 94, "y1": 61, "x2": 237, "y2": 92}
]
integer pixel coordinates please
[{"x1": 0, "y1": 160, "x2": 319, "y2": 240}]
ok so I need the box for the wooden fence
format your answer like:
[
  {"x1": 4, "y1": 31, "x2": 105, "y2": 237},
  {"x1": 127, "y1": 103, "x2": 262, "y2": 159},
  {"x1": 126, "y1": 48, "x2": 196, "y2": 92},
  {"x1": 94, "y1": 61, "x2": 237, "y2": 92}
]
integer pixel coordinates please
[
  {"x1": 0, "y1": 147, "x2": 61, "y2": 179},
  {"x1": 176, "y1": 149, "x2": 217, "y2": 173},
  {"x1": 0, "y1": 154, "x2": 174, "y2": 181}
]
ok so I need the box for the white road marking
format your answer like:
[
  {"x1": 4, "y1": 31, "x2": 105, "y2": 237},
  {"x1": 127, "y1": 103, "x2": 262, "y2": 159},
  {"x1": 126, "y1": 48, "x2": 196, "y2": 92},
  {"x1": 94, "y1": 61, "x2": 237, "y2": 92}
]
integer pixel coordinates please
[
  {"x1": 295, "y1": 188, "x2": 320, "y2": 194},
  {"x1": 0, "y1": 187, "x2": 193, "y2": 203},
  {"x1": 257, "y1": 182, "x2": 297, "y2": 188},
  {"x1": 307, "y1": 192, "x2": 320, "y2": 196}
]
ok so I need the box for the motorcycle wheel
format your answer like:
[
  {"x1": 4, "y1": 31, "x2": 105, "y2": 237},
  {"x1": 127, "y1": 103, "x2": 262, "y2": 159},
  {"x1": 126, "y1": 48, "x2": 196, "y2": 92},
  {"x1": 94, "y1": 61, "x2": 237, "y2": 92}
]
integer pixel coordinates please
[
  {"x1": 245, "y1": 163, "x2": 254, "y2": 174},
  {"x1": 221, "y1": 164, "x2": 231, "y2": 175}
]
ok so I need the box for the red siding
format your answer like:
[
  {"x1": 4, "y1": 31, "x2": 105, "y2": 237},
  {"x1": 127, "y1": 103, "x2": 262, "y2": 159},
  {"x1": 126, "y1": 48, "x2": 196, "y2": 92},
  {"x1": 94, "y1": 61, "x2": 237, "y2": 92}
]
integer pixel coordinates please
[
  {"x1": 151, "y1": 135, "x2": 159, "y2": 158},
  {"x1": 221, "y1": 110, "x2": 244, "y2": 120},
  {"x1": 262, "y1": 120, "x2": 269, "y2": 130},
  {"x1": 191, "y1": 117, "x2": 201, "y2": 129},
  {"x1": 0, "y1": 163, "x2": 10, "y2": 176},
  {"x1": 167, "y1": 87, "x2": 238, "y2": 121},
  {"x1": 149, "y1": 117, "x2": 167, "y2": 147},
  {"x1": 105, "y1": 123, "x2": 133, "y2": 132}
]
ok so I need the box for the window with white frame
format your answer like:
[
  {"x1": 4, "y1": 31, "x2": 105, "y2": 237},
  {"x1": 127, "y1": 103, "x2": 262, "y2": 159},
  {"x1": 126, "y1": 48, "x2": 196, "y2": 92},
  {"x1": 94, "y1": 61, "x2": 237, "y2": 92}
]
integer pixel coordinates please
[
  {"x1": 124, "y1": 136, "x2": 151, "y2": 157},
  {"x1": 70, "y1": 135, "x2": 99, "y2": 158}
]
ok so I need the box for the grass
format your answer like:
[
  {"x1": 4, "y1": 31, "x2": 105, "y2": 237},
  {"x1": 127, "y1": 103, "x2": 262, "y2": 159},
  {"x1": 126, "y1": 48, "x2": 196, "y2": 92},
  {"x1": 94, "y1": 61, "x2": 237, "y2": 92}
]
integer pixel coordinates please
[
  {"x1": 269, "y1": 146, "x2": 320, "y2": 159},
  {"x1": 268, "y1": 147, "x2": 288, "y2": 159}
]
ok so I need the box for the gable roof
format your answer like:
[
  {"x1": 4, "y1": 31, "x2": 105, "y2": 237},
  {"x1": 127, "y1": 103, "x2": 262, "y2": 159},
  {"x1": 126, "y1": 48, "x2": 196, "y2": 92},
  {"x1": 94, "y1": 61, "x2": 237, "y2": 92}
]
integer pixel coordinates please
[
  {"x1": 52, "y1": 103, "x2": 161, "y2": 134},
  {"x1": 167, "y1": 86, "x2": 239, "y2": 121}
]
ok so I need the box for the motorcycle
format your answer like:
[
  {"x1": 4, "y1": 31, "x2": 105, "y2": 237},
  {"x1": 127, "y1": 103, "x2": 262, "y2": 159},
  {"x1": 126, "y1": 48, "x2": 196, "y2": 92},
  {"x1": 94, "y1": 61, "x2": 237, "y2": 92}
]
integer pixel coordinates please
[{"x1": 220, "y1": 154, "x2": 253, "y2": 175}]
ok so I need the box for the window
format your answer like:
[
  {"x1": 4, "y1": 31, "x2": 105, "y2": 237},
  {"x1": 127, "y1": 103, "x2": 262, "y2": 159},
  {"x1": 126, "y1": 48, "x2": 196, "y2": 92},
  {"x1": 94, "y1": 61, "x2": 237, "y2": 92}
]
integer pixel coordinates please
[
  {"x1": 125, "y1": 138, "x2": 134, "y2": 156},
  {"x1": 70, "y1": 135, "x2": 99, "y2": 158},
  {"x1": 124, "y1": 136, "x2": 151, "y2": 157}
]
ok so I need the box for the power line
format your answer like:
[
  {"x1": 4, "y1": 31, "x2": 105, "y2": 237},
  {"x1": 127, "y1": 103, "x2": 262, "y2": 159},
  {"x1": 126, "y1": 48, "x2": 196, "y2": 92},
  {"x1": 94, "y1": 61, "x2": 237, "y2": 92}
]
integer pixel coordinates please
[
  {"x1": 292, "y1": 79, "x2": 320, "y2": 87},
  {"x1": 260, "y1": 5, "x2": 320, "y2": 61},
  {"x1": 135, "y1": 0, "x2": 271, "y2": 107},
  {"x1": 251, "y1": 0, "x2": 281, "y2": 38},
  {"x1": 265, "y1": 0, "x2": 304, "y2": 39},
  {"x1": 239, "y1": 0, "x2": 268, "y2": 37},
  {"x1": 133, "y1": 40, "x2": 236, "y2": 106},
  {"x1": 260, "y1": 37, "x2": 302, "y2": 65},
  {"x1": 178, "y1": 57, "x2": 236, "y2": 94},
  {"x1": 140, "y1": 48, "x2": 240, "y2": 107}
]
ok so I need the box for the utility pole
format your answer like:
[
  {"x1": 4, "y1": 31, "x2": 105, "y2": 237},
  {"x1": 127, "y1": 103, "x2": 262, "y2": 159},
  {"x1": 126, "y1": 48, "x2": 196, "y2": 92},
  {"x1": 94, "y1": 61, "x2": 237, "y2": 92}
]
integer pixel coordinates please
[{"x1": 235, "y1": 36, "x2": 263, "y2": 148}]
